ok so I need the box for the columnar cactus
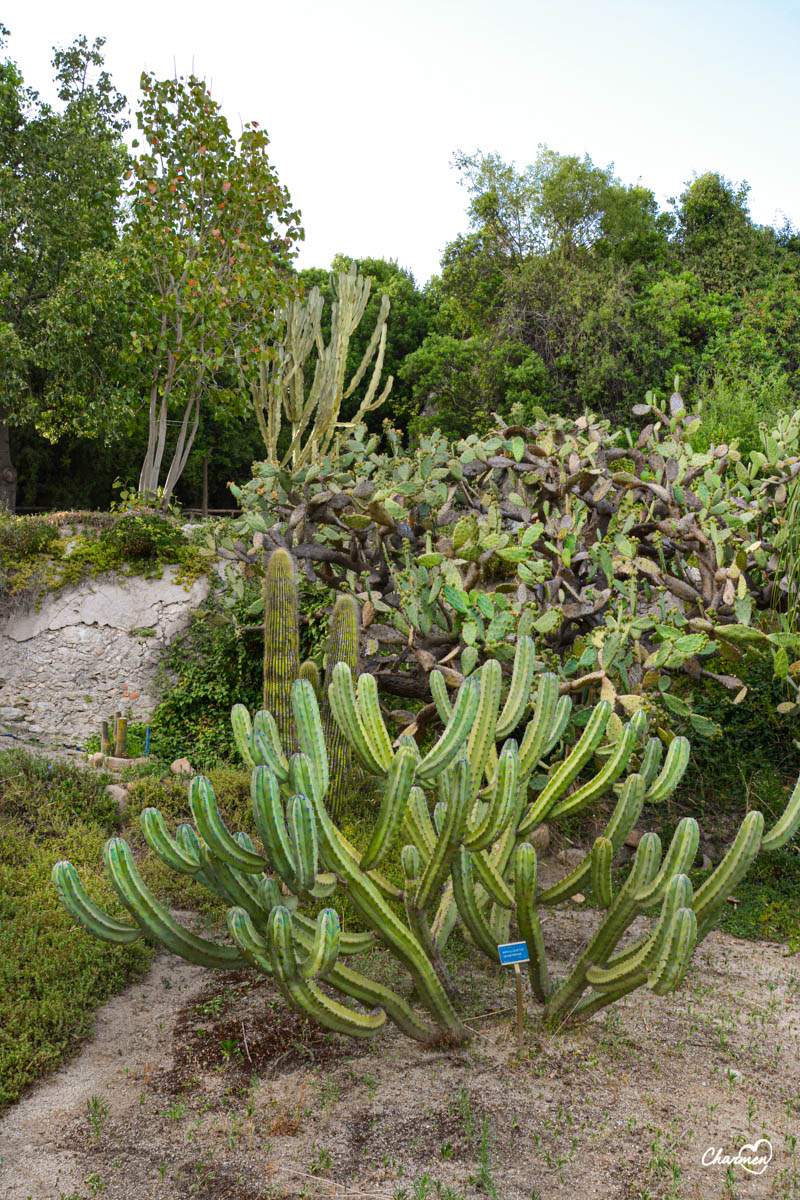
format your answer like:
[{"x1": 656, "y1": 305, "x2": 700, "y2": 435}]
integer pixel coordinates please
[
  {"x1": 322, "y1": 593, "x2": 360, "y2": 820},
  {"x1": 53, "y1": 638, "x2": 800, "y2": 1043},
  {"x1": 262, "y1": 548, "x2": 300, "y2": 749}
]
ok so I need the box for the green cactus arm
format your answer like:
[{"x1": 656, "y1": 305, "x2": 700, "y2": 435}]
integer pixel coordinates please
[
  {"x1": 548, "y1": 713, "x2": 644, "y2": 820},
  {"x1": 250, "y1": 765, "x2": 298, "y2": 890},
  {"x1": 415, "y1": 678, "x2": 480, "y2": 784},
  {"x1": 647, "y1": 907, "x2": 697, "y2": 996},
  {"x1": 429, "y1": 669, "x2": 453, "y2": 724},
  {"x1": 761, "y1": 771, "x2": 800, "y2": 851},
  {"x1": 328, "y1": 661, "x2": 388, "y2": 775},
  {"x1": 175, "y1": 824, "x2": 230, "y2": 900},
  {"x1": 403, "y1": 865, "x2": 460, "y2": 1003},
  {"x1": 544, "y1": 834, "x2": 662, "y2": 1022},
  {"x1": 140, "y1": 808, "x2": 200, "y2": 875},
  {"x1": 464, "y1": 739, "x2": 519, "y2": 853},
  {"x1": 299, "y1": 659, "x2": 322, "y2": 699},
  {"x1": 189, "y1": 776, "x2": 269, "y2": 874},
  {"x1": 103, "y1": 838, "x2": 244, "y2": 969},
  {"x1": 403, "y1": 785, "x2": 437, "y2": 857},
  {"x1": 360, "y1": 744, "x2": 417, "y2": 871},
  {"x1": 587, "y1": 874, "x2": 694, "y2": 986},
  {"x1": 463, "y1": 659, "x2": 503, "y2": 801},
  {"x1": 569, "y1": 978, "x2": 644, "y2": 1022},
  {"x1": 590, "y1": 837, "x2": 614, "y2": 907},
  {"x1": 471, "y1": 847, "x2": 515, "y2": 909},
  {"x1": 225, "y1": 907, "x2": 274, "y2": 974},
  {"x1": 414, "y1": 759, "x2": 471, "y2": 912},
  {"x1": 356, "y1": 673, "x2": 395, "y2": 773},
  {"x1": 231, "y1": 703, "x2": 256, "y2": 768},
  {"x1": 513, "y1": 843, "x2": 550, "y2": 1001},
  {"x1": 291, "y1": 910, "x2": 376, "y2": 955},
  {"x1": 197, "y1": 845, "x2": 267, "y2": 925},
  {"x1": 538, "y1": 694, "x2": 573, "y2": 759},
  {"x1": 518, "y1": 673, "x2": 561, "y2": 777},
  {"x1": 253, "y1": 710, "x2": 290, "y2": 782},
  {"x1": 639, "y1": 737, "x2": 663, "y2": 786},
  {"x1": 287, "y1": 794, "x2": 319, "y2": 893},
  {"x1": 489, "y1": 902, "x2": 511, "y2": 947},
  {"x1": 401, "y1": 844, "x2": 421, "y2": 879},
  {"x1": 52, "y1": 861, "x2": 142, "y2": 944},
  {"x1": 262, "y1": 547, "x2": 301, "y2": 749},
  {"x1": 645, "y1": 735, "x2": 690, "y2": 801},
  {"x1": 451, "y1": 848, "x2": 500, "y2": 959},
  {"x1": 496, "y1": 636, "x2": 537, "y2": 740},
  {"x1": 266, "y1": 905, "x2": 386, "y2": 1038},
  {"x1": 536, "y1": 774, "x2": 646, "y2": 907},
  {"x1": 322, "y1": 593, "x2": 360, "y2": 818},
  {"x1": 292, "y1": 679, "x2": 329, "y2": 803},
  {"x1": 519, "y1": 701, "x2": 612, "y2": 833},
  {"x1": 298, "y1": 908, "x2": 340, "y2": 979},
  {"x1": 302, "y1": 769, "x2": 467, "y2": 1036},
  {"x1": 693, "y1": 810, "x2": 765, "y2": 933},
  {"x1": 431, "y1": 886, "x2": 459, "y2": 951},
  {"x1": 636, "y1": 817, "x2": 699, "y2": 909},
  {"x1": 324, "y1": 960, "x2": 440, "y2": 1043}
]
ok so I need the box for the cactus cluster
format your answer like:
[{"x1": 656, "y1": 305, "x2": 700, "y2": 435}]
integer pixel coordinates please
[{"x1": 52, "y1": 637, "x2": 800, "y2": 1044}]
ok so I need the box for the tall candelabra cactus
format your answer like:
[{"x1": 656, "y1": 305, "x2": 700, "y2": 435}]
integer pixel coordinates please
[{"x1": 53, "y1": 638, "x2": 800, "y2": 1042}]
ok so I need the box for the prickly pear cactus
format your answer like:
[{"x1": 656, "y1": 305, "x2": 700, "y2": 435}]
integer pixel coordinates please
[{"x1": 53, "y1": 639, "x2": 800, "y2": 1044}]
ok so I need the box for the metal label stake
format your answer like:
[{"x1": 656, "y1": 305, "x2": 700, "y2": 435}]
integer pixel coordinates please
[{"x1": 498, "y1": 940, "x2": 529, "y2": 1049}]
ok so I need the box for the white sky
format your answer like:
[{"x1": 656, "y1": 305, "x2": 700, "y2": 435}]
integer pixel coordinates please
[{"x1": 5, "y1": 0, "x2": 800, "y2": 284}]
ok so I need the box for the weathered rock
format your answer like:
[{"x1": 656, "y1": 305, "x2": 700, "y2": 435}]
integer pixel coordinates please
[
  {"x1": 625, "y1": 829, "x2": 643, "y2": 849},
  {"x1": 528, "y1": 824, "x2": 550, "y2": 853},
  {"x1": 170, "y1": 757, "x2": 193, "y2": 776},
  {"x1": 557, "y1": 847, "x2": 585, "y2": 869},
  {"x1": 105, "y1": 784, "x2": 129, "y2": 813},
  {"x1": 0, "y1": 706, "x2": 25, "y2": 722}
]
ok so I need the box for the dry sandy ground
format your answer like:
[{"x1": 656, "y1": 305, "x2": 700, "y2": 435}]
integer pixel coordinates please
[{"x1": 0, "y1": 910, "x2": 798, "y2": 1200}]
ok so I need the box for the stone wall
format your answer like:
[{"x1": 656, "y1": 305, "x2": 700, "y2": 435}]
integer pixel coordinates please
[{"x1": 0, "y1": 569, "x2": 209, "y2": 753}]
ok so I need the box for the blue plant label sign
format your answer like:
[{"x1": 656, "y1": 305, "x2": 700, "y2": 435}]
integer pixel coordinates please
[{"x1": 498, "y1": 940, "x2": 530, "y2": 965}]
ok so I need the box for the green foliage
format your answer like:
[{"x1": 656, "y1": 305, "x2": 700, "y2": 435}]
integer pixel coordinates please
[
  {"x1": 230, "y1": 394, "x2": 800, "y2": 740},
  {"x1": 0, "y1": 513, "x2": 59, "y2": 557},
  {"x1": 149, "y1": 601, "x2": 263, "y2": 768},
  {"x1": 0, "y1": 750, "x2": 151, "y2": 1109},
  {"x1": 0, "y1": 513, "x2": 203, "y2": 605},
  {"x1": 128, "y1": 70, "x2": 302, "y2": 505}
]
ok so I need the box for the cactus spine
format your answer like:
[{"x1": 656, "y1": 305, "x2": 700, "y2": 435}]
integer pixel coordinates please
[
  {"x1": 53, "y1": 634, "x2": 800, "y2": 1047},
  {"x1": 262, "y1": 548, "x2": 301, "y2": 750}
]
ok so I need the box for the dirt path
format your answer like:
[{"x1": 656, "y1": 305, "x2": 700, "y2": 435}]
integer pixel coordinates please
[
  {"x1": 0, "y1": 952, "x2": 208, "y2": 1200},
  {"x1": 0, "y1": 915, "x2": 798, "y2": 1200}
]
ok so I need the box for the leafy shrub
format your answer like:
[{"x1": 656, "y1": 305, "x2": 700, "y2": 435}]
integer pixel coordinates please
[
  {"x1": 102, "y1": 512, "x2": 189, "y2": 562},
  {"x1": 149, "y1": 600, "x2": 263, "y2": 767},
  {"x1": 0, "y1": 514, "x2": 59, "y2": 557}
]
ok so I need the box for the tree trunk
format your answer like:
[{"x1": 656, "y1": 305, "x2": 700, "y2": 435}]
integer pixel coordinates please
[{"x1": 0, "y1": 407, "x2": 18, "y2": 514}]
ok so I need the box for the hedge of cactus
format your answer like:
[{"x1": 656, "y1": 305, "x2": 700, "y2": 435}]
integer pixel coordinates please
[{"x1": 53, "y1": 639, "x2": 800, "y2": 1043}]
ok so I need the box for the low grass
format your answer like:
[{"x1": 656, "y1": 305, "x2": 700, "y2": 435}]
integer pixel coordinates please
[{"x1": 0, "y1": 752, "x2": 152, "y2": 1110}]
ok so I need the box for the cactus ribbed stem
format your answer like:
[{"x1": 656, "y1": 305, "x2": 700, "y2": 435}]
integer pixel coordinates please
[
  {"x1": 263, "y1": 548, "x2": 301, "y2": 751},
  {"x1": 322, "y1": 594, "x2": 360, "y2": 818}
]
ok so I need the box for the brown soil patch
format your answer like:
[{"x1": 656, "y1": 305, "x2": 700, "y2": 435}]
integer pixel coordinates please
[{"x1": 1, "y1": 911, "x2": 798, "y2": 1200}]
